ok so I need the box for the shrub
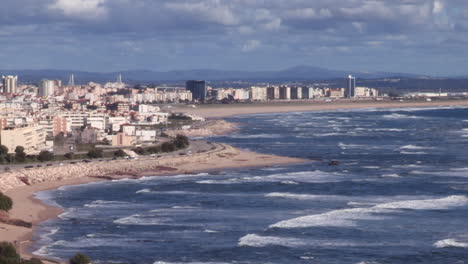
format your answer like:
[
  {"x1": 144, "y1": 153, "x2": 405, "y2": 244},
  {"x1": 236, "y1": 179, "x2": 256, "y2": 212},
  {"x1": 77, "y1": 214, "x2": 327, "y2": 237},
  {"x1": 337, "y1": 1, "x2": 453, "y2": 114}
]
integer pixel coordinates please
[
  {"x1": 37, "y1": 151, "x2": 54, "y2": 162},
  {"x1": 114, "y1": 149, "x2": 126, "y2": 158},
  {"x1": 69, "y1": 253, "x2": 91, "y2": 264},
  {"x1": 133, "y1": 147, "x2": 146, "y2": 155},
  {"x1": 0, "y1": 193, "x2": 13, "y2": 212},
  {"x1": 147, "y1": 146, "x2": 161, "y2": 154},
  {"x1": 87, "y1": 149, "x2": 103, "y2": 159},
  {"x1": 161, "y1": 142, "x2": 175, "y2": 153},
  {"x1": 0, "y1": 145, "x2": 8, "y2": 156},
  {"x1": 174, "y1": 135, "x2": 189, "y2": 149},
  {"x1": 14, "y1": 146, "x2": 26, "y2": 163},
  {"x1": 0, "y1": 242, "x2": 20, "y2": 264},
  {"x1": 64, "y1": 152, "x2": 74, "y2": 160}
]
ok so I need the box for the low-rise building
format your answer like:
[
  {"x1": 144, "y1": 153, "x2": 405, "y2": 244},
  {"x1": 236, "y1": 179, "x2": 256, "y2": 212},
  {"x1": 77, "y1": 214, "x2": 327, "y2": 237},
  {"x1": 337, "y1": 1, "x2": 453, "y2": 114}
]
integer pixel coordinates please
[
  {"x1": 0, "y1": 125, "x2": 46, "y2": 154},
  {"x1": 112, "y1": 132, "x2": 135, "y2": 147}
]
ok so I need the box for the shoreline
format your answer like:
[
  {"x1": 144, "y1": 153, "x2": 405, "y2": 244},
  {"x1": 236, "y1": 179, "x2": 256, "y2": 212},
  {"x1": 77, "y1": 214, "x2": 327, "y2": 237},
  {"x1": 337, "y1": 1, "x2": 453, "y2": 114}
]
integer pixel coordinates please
[
  {"x1": 0, "y1": 142, "x2": 307, "y2": 263},
  {"x1": 3, "y1": 100, "x2": 468, "y2": 263},
  {"x1": 172, "y1": 99, "x2": 468, "y2": 119}
]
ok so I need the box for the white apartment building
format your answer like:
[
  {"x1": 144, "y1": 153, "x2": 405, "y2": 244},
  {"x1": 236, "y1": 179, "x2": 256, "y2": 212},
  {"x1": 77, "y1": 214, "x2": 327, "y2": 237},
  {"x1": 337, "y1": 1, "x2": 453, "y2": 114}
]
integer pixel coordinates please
[
  {"x1": 39, "y1": 80, "x2": 56, "y2": 97},
  {"x1": 250, "y1": 87, "x2": 268, "y2": 101},
  {"x1": 1, "y1": 125, "x2": 46, "y2": 154}
]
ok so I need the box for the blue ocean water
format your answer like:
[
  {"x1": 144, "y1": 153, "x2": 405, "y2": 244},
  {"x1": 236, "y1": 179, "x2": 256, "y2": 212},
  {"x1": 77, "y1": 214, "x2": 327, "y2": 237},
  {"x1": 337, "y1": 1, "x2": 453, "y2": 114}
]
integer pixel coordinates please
[{"x1": 34, "y1": 107, "x2": 468, "y2": 264}]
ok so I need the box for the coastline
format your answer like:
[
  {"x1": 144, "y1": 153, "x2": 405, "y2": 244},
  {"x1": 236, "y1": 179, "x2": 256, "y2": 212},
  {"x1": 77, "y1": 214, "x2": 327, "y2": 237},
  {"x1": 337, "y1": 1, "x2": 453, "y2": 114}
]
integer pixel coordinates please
[
  {"x1": 0, "y1": 142, "x2": 307, "y2": 263},
  {"x1": 3, "y1": 99, "x2": 468, "y2": 263},
  {"x1": 172, "y1": 99, "x2": 468, "y2": 118}
]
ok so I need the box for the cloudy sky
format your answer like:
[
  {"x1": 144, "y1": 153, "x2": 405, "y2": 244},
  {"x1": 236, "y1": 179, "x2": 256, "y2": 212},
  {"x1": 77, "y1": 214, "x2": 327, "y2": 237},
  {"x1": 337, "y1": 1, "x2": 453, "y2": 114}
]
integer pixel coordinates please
[{"x1": 1, "y1": 0, "x2": 467, "y2": 75}]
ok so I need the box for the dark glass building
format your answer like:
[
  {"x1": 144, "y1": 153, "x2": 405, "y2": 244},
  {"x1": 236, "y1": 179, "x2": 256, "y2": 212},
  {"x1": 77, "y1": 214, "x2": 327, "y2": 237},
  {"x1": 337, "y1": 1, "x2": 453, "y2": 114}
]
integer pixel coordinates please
[
  {"x1": 186, "y1": 80, "x2": 207, "y2": 101},
  {"x1": 347, "y1": 75, "x2": 356, "y2": 98}
]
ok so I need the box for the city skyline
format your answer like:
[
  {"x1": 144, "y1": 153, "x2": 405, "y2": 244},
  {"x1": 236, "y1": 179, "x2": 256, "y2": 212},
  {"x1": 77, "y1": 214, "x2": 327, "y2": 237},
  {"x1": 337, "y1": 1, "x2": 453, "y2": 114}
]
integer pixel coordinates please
[{"x1": 1, "y1": 0, "x2": 467, "y2": 76}]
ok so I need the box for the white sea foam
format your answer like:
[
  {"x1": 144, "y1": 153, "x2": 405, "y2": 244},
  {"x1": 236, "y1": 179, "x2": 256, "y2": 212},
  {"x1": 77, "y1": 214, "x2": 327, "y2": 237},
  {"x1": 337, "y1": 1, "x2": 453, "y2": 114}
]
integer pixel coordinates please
[
  {"x1": 383, "y1": 113, "x2": 424, "y2": 119},
  {"x1": 136, "y1": 188, "x2": 152, "y2": 194},
  {"x1": 238, "y1": 234, "x2": 308, "y2": 247},
  {"x1": 362, "y1": 166, "x2": 380, "y2": 169},
  {"x1": 400, "y1": 145, "x2": 433, "y2": 150},
  {"x1": 198, "y1": 170, "x2": 348, "y2": 185},
  {"x1": 270, "y1": 195, "x2": 468, "y2": 229},
  {"x1": 339, "y1": 143, "x2": 366, "y2": 149},
  {"x1": 373, "y1": 128, "x2": 405, "y2": 132},
  {"x1": 382, "y1": 174, "x2": 401, "y2": 178},
  {"x1": 238, "y1": 234, "x2": 389, "y2": 248},
  {"x1": 400, "y1": 151, "x2": 428, "y2": 155},
  {"x1": 229, "y1": 134, "x2": 282, "y2": 139},
  {"x1": 265, "y1": 192, "x2": 340, "y2": 201},
  {"x1": 434, "y1": 239, "x2": 468, "y2": 248},
  {"x1": 280, "y1": 180, "x2": 299, "y2": 185},
  {"x1": 84, "y1": 200, "x2": 131, "y2": 208}
]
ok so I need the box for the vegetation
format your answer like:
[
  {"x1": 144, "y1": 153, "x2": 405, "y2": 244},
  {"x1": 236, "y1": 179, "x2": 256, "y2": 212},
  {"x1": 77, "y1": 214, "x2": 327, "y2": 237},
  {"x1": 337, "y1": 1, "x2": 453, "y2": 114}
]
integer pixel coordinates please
[
  {"x1": 69, "y1": 253, "x2": 91, "y2": 264},
  {"x1": 113, "y1": 149, "x2": 126, "y2": 158},
  {"x1": 0, "y1": 145, "x2": 9, "y2": 164},
  {"x1": 0, "y1": 193, "x2": 13, "y2": 212},
  {"x1": 37, "y1": 151, "x2": 54, "y2": 162},
  {"x1": 87, "y1": 148, "x2": 103, "y2": 159},
  {"x1": 64, "y1": 152, "x2": 74, "y2": 160},
  {"x1": 0, "y1": 242, "x2": 44, "y2": 264},
  {"x1": 0, "y1": 242, "x2": 20, "y2": 264},
  {"x1": 14, "y1": 147, "x2": 26, "y2": 163}
]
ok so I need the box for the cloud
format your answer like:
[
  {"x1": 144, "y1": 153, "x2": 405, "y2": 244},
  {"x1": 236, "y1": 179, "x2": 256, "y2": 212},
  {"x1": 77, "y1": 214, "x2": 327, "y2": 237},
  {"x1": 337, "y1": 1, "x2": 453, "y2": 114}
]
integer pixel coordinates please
[
  {"x1": 48, "y1": 0, "x2": 108, "y2": 20},
  {"x1": 164, "y1": 0, "x2": 239, "y2": 26},
  {"x1": 0, "y1": 0, "x2": 467, "y2": 75},
  {"x1": 242, "y1": 40, "x2": 261, "y2": 52}
]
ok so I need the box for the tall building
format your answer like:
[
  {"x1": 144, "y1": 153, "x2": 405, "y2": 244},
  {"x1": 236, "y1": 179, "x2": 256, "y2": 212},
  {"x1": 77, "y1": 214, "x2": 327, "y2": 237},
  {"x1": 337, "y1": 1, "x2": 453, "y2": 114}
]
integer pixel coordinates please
[
  {"x1": 39, "y1": 80, "x2": 56, "y2": 97},
  {"x1": 186, "y1": 80, "x2": 206, "y2": 101},
  {"x1": 347, "y1": 75, "x2": 356, "y2": 98},
  {"x1": 2, "y1": 75, "x2": 18, "y2": 94}
]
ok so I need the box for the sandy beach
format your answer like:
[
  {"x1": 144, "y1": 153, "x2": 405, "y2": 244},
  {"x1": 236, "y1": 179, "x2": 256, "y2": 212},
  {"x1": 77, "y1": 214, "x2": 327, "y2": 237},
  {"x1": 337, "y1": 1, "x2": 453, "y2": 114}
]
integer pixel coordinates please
[
  {"x1": 0, "y1": 142, "x2": 306, "y2": 263},
  {"x1": 172, "y1": 99, "x2": 468, "y2": 119},
  {"x1": 2, "y1": 99, "x2": 468, "y2": 263}
]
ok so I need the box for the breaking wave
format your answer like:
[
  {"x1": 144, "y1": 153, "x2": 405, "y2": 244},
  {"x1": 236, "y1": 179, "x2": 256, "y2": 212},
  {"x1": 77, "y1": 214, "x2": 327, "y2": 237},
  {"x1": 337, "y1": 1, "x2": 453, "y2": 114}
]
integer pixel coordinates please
[{"x1": 270, "y1": 196, "x2": 468, "y2": 229}]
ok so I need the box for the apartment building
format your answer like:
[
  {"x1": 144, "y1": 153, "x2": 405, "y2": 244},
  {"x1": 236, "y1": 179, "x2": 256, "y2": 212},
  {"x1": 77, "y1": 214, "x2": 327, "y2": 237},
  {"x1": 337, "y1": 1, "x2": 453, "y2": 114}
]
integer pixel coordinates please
[{"x1": 0, "y1": 125, "x2": 46, "y2": 154}]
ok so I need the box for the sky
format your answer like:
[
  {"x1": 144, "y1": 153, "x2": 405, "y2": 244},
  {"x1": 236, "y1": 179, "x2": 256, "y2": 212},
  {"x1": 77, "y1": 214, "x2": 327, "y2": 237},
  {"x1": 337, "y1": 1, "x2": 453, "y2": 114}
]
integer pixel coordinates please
[{"x1": 1, "y1": 0, "x2": 468, "y2": 76}]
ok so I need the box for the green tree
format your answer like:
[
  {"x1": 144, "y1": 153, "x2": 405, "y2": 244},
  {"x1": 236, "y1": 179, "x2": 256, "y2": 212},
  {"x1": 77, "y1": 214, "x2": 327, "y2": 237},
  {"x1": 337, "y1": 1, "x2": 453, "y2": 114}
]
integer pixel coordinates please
[
  {"x1": 69, "y1": 253, "x2": 91, "y2": 264},
  {"x1": 64, "y1": 152, "x2": 74, "y2": 160},
  {"x1": 87, "y1": 149, "x2": 103, "y2": 159},
  {"x1": 0, "y1": 145, "x2": 9, "y2": 156},
  {"x1": 174, "y1": 135, "x2": 189, "y2": 149},
  {"x1": 14, "y1": 146, "x2": 26, "y2": 163},
  {"x1": 147, "y1": 146, "x2": 161, "y2": 154},
  {"x1": 0, "y1": 145, "x2": 9, "y2": 164},
  {"x1": 0, "y1": 242, "x2": 20, "y2": 264},
  {"x1": 114, "y1": 149, "x2": 126, "y2": 158},
  {"x1": 161, "y1": 142, "x2": 175, "y2": 153},
  {"x1": 0, "y1": 193, "x2": 13, "y2": 212},
  {"x1": 37, "y1": 151, "x2": 54, "y2": 162},
  {"x1": 133, "y1": 147, "x2": 146, "y2": 155}
]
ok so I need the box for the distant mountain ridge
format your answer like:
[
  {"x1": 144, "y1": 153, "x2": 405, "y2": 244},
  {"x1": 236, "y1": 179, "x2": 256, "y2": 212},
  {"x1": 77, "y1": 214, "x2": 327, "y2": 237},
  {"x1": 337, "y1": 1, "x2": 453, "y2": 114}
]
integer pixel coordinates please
[{"x1": 0, "y1": 66, "x2": 425, "y2": 84}]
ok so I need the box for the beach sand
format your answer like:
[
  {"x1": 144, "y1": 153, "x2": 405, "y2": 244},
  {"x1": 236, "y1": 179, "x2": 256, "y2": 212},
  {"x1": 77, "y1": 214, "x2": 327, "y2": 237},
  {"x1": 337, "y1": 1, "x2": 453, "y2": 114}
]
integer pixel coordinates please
[
  {"x1": 0, "y1": 142, "x2": 306, "y2": 263},
  {"x1": 172, "y1": 99, "x2": 468, "y2": 118},
  {"x1": 3, "y1": 99, "x2": 467, "y2": 263}
]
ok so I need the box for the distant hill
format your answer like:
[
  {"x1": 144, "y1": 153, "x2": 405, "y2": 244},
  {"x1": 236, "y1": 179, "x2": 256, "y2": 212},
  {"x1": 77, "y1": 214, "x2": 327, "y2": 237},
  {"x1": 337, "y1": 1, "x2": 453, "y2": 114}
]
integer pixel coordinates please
[{"x1": 0, "y1": 66, "x2": 425, "y2": 84}]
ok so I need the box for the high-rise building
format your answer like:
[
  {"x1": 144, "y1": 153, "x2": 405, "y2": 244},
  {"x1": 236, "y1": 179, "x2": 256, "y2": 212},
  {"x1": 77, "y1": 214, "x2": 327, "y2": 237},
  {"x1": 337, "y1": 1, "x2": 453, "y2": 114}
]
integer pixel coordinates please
[
  {"x1": 347, "y1": 75, "x2": 356, "y2": 98},
  {"x1": 185, "y1": 80, "x2": 206, "y2": 101},
  {"x1": 39, "y1": 80, "x2": 56, "y2": 97},
  {"x1": 2, "y1": 75, "x2": 18, "y2": 94}
]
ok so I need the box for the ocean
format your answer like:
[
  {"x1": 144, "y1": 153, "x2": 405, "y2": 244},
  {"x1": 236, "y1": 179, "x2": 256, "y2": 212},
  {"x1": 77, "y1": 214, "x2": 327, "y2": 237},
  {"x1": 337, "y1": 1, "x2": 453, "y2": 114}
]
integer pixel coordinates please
[{"x1": 34, "y1": 107, "x2": 468, "y2": 264}]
